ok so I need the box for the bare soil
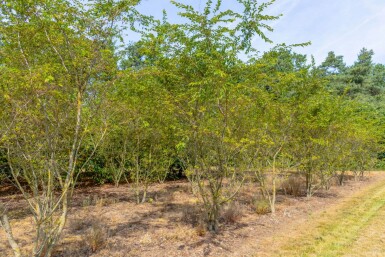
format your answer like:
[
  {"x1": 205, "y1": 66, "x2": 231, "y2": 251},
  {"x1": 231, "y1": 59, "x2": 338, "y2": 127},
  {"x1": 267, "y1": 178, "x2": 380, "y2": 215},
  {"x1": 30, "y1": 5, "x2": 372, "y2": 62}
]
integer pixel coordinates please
[{"x1": 1, "y1": 172, "x2": 384, "y2": 257}]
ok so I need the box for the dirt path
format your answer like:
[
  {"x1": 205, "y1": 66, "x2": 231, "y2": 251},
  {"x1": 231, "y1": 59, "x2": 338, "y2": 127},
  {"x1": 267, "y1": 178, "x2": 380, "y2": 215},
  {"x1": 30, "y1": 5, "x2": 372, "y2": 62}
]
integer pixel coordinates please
[{"x1": 257, "y1": 173, "x2": 385, "y2": 257}]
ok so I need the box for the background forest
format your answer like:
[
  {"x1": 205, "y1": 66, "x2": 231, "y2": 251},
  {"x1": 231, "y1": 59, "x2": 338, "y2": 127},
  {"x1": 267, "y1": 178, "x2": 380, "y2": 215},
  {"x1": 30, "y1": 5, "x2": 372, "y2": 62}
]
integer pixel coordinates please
[{"x1": 0, "y1": 0, "x2": 384, "y2": 256}]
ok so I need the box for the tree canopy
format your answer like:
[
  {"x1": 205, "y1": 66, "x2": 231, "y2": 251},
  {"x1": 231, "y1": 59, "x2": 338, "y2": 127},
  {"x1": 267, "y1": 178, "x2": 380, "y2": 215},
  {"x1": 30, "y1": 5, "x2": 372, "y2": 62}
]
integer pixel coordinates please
[{"x1": 1, "y1": 1, "x2": 384, "y2": 255}]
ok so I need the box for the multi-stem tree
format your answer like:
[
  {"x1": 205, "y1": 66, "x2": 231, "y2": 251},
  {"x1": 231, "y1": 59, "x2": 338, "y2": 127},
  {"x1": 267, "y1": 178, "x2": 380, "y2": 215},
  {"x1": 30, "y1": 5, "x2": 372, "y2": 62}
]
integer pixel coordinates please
[
  {"x1": 101, "y1": 63, "x2": 179, "y2": 200},
  {"x1": 136, "y1": 0, "x2": 280, "y2": 232},
  {"x1": 0, "y1": 1, "x2": 139, "y2": 256}
]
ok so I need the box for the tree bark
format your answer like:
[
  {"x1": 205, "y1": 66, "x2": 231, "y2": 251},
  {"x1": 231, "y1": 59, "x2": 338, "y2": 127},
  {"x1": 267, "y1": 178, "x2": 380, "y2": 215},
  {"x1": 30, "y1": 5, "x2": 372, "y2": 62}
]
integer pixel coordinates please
[{"x1": 1, "y1": 214, "x2": 21, "y2": 257}]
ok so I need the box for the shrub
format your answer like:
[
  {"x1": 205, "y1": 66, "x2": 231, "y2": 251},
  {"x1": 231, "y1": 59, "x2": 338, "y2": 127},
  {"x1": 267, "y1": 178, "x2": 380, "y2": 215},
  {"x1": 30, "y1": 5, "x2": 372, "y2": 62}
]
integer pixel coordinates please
[
  {"x1": 282, "y1": 176, "x2": 303, "y2": 197},
  {"x1": 221, "y1": 202, "x2": 243, "y2": 223},
  {"x1": 255, "y1": 199, "x2": 271, "y2": 215},
  {"x1": 181, "y1": 204, "x2": 202, "y2": 226},
  {"x1": 195, "y1": 221, "x2": 207, "y2": 237},
  {"x1": 83, "y1": 220, "x2": 109, "y2": 253}
]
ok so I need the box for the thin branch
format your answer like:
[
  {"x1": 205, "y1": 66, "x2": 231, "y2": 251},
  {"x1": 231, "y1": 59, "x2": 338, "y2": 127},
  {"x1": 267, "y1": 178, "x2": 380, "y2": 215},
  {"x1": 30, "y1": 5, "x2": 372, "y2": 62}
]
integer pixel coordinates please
[{"x1": 44, "y1": 29, "x2": 69, "y2": 73}]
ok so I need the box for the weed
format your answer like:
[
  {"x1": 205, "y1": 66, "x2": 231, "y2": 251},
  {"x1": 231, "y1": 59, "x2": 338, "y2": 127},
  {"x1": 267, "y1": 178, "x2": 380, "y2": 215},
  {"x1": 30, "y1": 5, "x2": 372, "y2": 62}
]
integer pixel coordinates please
[
  {"x1": 82, "y1": 220, "x2": 109, "y2": 253},
  {"x1": 139, "y1": 233, "x2": 152, "y2": 246},
  {"x1": 282, "y1": 177, "x2": 303, "y2": 197},
  {"x1": 71, "y1": 218, "x2": 93, "y2": 232},
  {"x1": 163, "y1": 225, "x2": 197, "y2": 241},
  {"x1": 181, "y1": 204, "x2": 201, "y2": 226},
  {"x1": 81, "y1": 195, "x2": 118, "y2": 208},
  {"x1": 82, "y1": 196, "x2": 93, "y2": 207},
  {"x1": 255, "y1": 199, "x2": 271, "y2": 215},
  {"x1": 221, "y1": 202, "x2": 243, "y2": 223},
  {"x1": 195, "y1": 221, "x2": 207, "y2": 237}
]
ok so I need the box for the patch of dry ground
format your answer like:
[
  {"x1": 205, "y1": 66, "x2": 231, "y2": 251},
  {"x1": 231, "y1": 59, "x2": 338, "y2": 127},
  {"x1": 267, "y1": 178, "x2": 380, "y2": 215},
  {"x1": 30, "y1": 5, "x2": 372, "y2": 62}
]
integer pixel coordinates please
[{"x1": 1, "y1": 172, "x2": 385, "y2": 257}]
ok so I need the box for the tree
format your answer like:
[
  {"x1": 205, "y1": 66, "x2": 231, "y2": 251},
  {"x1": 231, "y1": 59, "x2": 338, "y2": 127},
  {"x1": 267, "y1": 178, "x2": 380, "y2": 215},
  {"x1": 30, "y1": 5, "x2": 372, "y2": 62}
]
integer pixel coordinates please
[
  {"x1": 241, "y1": 50, "x2": 302, "y2": 213},
  {"x1": 320, "y1": 51, "x2": 346, "y2": 75},
  {"x1": 0, "y1": 1, "x2": 139, "y2": 256},
  {"x1": 367, "y1": 64, "x2": 385, "y2": 96},
  {"x1": 106, "y1": 68, "x2": 179, "y2": 201},
  {"x1": 135, "y1": 0, "x2": 281, "y2": 232},
  {"x1": 349, "y1": 48, "x2": 374, "y2": 86}
]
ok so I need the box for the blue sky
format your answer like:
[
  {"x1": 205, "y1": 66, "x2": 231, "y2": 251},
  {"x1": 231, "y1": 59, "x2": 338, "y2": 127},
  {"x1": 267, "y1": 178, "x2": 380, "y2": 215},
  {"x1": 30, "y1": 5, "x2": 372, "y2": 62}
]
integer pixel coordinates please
[{"x1": 129, "y1": 0, "x2": 385, "y2": 65}]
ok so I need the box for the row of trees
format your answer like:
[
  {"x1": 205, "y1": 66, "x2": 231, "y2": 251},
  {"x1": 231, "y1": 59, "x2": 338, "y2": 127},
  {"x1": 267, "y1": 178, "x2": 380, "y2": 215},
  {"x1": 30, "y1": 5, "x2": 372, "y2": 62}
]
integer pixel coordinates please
[{"x1": 0, "y1": 0, "x2": 383, "y2": 256}]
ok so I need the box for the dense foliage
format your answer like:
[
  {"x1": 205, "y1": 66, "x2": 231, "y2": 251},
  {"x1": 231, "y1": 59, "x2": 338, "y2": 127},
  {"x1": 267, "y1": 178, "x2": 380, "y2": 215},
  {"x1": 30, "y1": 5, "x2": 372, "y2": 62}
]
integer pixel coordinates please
[{"x1": 0, "y1": 0, "x2": 384, "y2": 255}]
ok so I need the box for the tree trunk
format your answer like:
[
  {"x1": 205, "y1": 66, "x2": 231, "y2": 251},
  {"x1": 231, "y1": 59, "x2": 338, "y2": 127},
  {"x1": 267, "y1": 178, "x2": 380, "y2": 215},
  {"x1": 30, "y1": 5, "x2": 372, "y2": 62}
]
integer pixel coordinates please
[
  {"x1": 1, "y1": 213, "x2": 21, "y2": 257},
  {"x1": 306, "y1": 171, "x2": 313, "y2": 198},
  {"x1": 271, "y1": 176, "x2": 276, "y2": 214},
  {"x1": 141, "y1": 189, "x2": 147, "y2": 204},
  {"x1": 207, "y1": 203, "x2": 220, "y2": 232},
  {"x1": 338, "y1": 171, "x2": 345, "y2": 186}
]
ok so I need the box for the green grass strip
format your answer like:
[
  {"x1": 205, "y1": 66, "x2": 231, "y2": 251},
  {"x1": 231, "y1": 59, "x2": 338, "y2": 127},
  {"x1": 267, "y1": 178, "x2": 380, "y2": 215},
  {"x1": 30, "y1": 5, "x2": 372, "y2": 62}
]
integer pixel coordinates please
[{"x1": 276, "y1": 179, "x2": 385, "y2": 257}]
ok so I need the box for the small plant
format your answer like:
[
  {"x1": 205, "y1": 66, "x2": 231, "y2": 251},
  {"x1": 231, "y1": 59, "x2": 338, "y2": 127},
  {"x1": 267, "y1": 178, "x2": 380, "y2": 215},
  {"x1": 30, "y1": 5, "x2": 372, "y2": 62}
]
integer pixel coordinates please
[
  {"x1": 83, "y1": 221, "x2": 109, "y2": 253},
  {"x1": 195, "y1": 221, "x2": 207, "y2": 237},
  {"x1": 0, "y1": 172, "x2": 6, "y2": 183},
  {"x1": 71, "y1": 218, "x2": 93, "y2": 232},
  {"x1": 181, "y1": 204, "x2": 201, "y2": 226},
  {"x1": 81, "y1": 195, "x2": 118, "y2": 208},
  {"x1": 255, "y1": 199, "x2": 271, "y2": 215},
  {"x1": 82, "y1": 196, "x2": 93, "y2": 207},
  {"x1": 139, "y1": 233, "x2": 153, "y2": 246},
  {"x1": 221, "y1": 202, "x2": 243, "y2": 224},
  {"x1": 282, "y1": 176, "x2": 303, "y2": 197},
  {"x1": 95, "y1": 196, "x2": 105, "y2": 207}
]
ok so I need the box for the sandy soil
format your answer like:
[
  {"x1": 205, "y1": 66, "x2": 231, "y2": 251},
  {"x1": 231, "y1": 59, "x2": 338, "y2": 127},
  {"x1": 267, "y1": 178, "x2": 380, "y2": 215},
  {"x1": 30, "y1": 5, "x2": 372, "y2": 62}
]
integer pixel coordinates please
[{"x1": 1, "y1": 172, "x2": 384, "y2": 257}]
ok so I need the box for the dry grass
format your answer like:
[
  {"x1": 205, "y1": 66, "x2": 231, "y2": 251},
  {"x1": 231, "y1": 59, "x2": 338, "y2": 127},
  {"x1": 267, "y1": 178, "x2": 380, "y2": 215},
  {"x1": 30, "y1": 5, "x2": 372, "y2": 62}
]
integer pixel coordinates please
[
  {"x1": 221, "y1": 202, "x2": 245, "y2": 224},
  {"x1": 1, "y1": 173, "x2": 385, "y2": 257},
  {"x1": 258, "y1": 172, "x2": 385, "y2": 257},
  {"x1": 281, "y1": 175, "x2": 304, "y2": 197},
  {"x1": 82, "y1": 220, "x2": 110, "y2": 253}
]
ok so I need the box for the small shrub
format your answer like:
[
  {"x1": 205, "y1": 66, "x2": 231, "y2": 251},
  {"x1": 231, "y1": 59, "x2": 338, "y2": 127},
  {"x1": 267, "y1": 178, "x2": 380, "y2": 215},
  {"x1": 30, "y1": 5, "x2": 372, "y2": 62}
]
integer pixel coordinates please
[
  {"x1": 95, "y1": 196, "x2": 105, "y2": 207},
  {"x1": 221, "y1": 202, "x2": 243, "y2": 224},
  {"x1": 195, "y1": 221, "x2": 207, "y2": 237},
  {"x1": 139, "y1": 233, "x2": 153, "y2": 246},
  {"x1": 71, "y1": 218, "x2": 93, "y2": 232},
  {"x1": 0, "y1": 172, "x2": 6, "y2": 183},
  {"x1": 255, "y1": 200, "x2": 270, "y2": 215},
  {"x1": 83, "y1": 221, "x2": 109, "y2": 253},
  {"x1": 181, "y1": 204, "x2": 201, "y2": 226},
  {"x1": 282, "y1": 176, "x2": 303, "y2": 197},
  {"x1": 81, "y1": 195, "x2": 118, "y2": 208},
  {"x1": 82, "y1": 196, "x2": 93, "y2": 207}
]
